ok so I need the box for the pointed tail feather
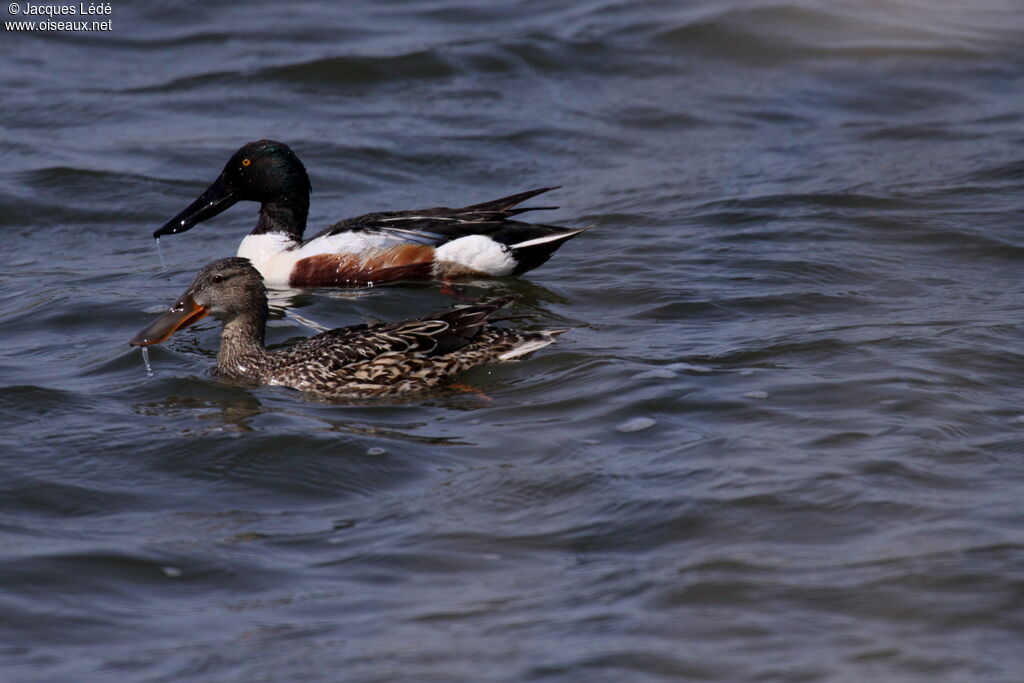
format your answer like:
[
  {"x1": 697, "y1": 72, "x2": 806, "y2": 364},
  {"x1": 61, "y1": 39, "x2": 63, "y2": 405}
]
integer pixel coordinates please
[
  {"x1": 509, "y1": 225, "x2": 592, "y2": 275},
  {"x1": 509, "y1": 225, "x2": 591, "y2": 251}
]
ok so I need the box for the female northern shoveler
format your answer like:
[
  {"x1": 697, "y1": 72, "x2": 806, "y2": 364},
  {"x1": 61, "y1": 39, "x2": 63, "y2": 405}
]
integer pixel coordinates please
[
  {"x1": 153, "y1": 140, "x2": 588, "y2": 288},
  {"x1": 130, "y1": 258, "x2": 567, "y2": 397}
]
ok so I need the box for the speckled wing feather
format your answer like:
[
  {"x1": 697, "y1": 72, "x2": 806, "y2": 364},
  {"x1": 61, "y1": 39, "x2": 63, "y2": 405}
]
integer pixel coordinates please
[
  {"x1": 280, "y1": 320, "x2": 447, "y2": 367},
  {"x1": 278, "y1": 297, "x2": 515, "y2": 370}
]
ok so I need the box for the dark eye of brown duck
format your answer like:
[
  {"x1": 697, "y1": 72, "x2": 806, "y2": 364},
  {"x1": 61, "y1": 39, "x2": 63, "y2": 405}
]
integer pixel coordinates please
[{"x1": 211, "y1": 275, "x2": 225, "y2": 284}]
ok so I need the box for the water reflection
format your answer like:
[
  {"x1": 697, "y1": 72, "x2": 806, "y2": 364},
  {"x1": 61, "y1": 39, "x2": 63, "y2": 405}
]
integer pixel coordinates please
[{"x1": 132, "y1": 389, "x2": 473, "y2": 445}]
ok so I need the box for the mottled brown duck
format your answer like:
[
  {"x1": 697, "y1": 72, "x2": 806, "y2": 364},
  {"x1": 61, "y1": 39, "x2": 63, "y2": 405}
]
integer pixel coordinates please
[{"x1": 130, "y1": 258, "x2": 567, "y2": 397}]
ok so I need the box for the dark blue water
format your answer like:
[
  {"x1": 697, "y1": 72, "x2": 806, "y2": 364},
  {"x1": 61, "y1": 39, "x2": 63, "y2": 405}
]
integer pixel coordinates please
[{"x1": 3, "y1": 1, "x2": 1024, "y2": 680}]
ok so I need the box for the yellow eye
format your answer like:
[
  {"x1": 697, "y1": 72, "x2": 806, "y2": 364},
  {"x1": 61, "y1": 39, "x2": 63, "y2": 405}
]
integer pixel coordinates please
[{"x1": 241, "y1": 158, "x2": 251, "y2": 167}]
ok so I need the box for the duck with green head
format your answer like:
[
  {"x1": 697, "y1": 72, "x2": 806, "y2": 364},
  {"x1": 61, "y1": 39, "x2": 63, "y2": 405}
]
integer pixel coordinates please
[{"x1": 153, "y1": 140, "x2": 588, "y2": 288}]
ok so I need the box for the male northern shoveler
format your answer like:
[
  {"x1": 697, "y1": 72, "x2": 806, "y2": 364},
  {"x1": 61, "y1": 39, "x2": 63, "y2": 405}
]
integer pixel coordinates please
[
  {"x1": 153, "y1": 140, "x2": 588, "y2": 288},
  {"x1": 130, "y1": 258, "x2": 567, "y2": 397}
]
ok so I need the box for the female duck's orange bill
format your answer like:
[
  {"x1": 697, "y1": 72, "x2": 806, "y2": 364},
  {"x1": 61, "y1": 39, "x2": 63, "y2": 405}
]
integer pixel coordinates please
[{"x1": 130, "y1": 295, "x2": 208, "y2": 346}]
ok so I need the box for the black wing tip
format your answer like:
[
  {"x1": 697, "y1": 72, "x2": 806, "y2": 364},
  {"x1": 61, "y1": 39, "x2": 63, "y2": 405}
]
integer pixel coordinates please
[{"x1": 463, "y1": 186, "x2": 562, "y2": 213}]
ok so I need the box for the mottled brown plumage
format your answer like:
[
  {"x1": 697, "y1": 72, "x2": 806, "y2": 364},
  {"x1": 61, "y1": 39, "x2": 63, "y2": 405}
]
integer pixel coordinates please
[{"x1": 130, "y1": 258, "x2": 567, "y2": 397}]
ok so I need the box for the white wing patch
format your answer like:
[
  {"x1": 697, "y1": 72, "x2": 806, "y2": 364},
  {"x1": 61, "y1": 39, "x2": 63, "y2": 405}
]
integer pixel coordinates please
[{"x1": 298, "y1": 231, "x2": 400, "y2": 256}]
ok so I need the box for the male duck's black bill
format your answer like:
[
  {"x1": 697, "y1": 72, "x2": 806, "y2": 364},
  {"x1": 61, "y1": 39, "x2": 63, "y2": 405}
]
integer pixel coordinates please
[
  {"x1": 153, "y1": 175, "x2": 240, "y2": 238},
  {"x1": 130, "y1": 295, "x2": 208, "y2": 346}
]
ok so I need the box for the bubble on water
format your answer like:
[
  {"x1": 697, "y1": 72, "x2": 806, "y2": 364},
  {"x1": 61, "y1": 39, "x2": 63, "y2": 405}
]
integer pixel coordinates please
[
  {"x1": 367, "y1": 447, "x2": 387, "y2": 457},
  {"x1": 744, "y1": 391, "x2": 769, "y2": 400},
  {"x1": 161, "y1": 566, "x2": 182, "y2": 578},
  {"x1": 668, "y1": 362, "x2": 712, "y2": 373},
  {"x1": 633, "y1": 369, "x2": 678, "y2": 380},
  {"x1": 616, "y1": 416, "x2": 656, "y2": 433}
]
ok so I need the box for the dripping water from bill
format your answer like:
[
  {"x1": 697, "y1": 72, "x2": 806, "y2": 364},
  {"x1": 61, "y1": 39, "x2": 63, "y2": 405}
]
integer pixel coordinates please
[
  {"x1": 140, "y1": 347, "x2": 154, "y2": 377},
  {"x1": 154, "y1": 237, "x2": 166, "y2": 271}
]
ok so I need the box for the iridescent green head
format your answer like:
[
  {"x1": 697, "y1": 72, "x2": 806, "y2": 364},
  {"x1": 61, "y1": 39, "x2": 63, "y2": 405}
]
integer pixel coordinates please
[{"x1": 154, "y1": 139, "x2": 311, "y2": 239}]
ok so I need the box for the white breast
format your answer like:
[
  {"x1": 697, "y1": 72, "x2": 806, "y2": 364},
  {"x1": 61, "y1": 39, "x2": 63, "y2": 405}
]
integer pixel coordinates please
[{"x1": 236, "y1": 234, "x2": 301, "y2": 285}]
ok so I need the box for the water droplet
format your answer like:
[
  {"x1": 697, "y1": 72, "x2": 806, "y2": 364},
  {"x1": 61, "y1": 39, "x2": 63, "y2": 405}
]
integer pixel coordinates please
[
  {"x1": 161, "y1": 566, "x2": 182, "y2": 578},
  {"x1": 616, "y1": 417, "x2": 656, "y2": 433},
  {"x1": 744, "y1": 391, "x2": 769, "y2": 400},
  {"x1": 367, "y1": 447, "x2": 387, "y2": 456}
]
